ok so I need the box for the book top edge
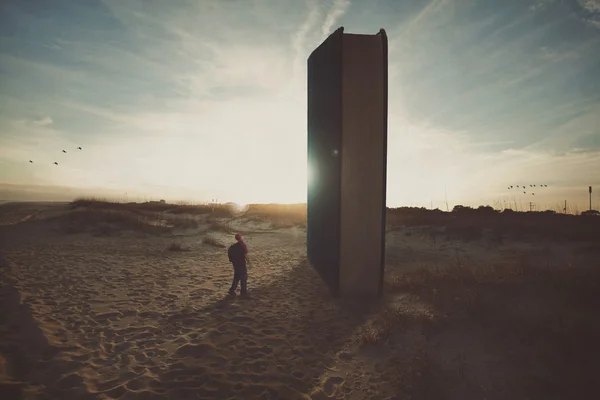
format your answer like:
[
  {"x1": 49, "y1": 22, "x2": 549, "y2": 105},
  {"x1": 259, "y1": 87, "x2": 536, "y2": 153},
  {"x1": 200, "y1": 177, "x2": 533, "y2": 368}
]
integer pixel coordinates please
[{"x1": 308, "y1": 28, "x2": 387, "y2": 60}]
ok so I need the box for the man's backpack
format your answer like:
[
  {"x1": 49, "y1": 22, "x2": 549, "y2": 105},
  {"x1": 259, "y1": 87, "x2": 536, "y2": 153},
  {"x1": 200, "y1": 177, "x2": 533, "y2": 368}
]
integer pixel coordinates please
[
  {"x1": 227, "y1": 243, "x2": 238, "y2": 263},
  {"x1": 228, "y1": 242, "x2": 247, "y2": 264}
]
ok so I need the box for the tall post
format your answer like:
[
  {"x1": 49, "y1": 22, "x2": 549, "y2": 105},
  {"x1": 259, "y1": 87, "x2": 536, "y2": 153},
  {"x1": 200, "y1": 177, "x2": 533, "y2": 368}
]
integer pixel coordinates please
[{"x1": 590, "y1": 186, "x2": 593, "y2": 211}]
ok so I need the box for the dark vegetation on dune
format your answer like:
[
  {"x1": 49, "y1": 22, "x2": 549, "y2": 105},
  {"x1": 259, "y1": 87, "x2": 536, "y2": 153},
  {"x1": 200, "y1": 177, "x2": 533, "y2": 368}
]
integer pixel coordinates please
[
  {"x1": 353, "y1": 260, "x2": 600, "y2": 398},
  {"x1": 69, "y1": 197, "x2": 229, "y2": 216},
  {"x1": 57, "y1": 207, "x2": 173, "y2": 236},
  {"x1": 54, "y1": 198, "x2": 308, "y2": 236},
  {"x1": 69, "y1": 197, "x2": 307, "y2": 216},
  {"x1": 387, "y1": 205, "x2": 599, "y2": 243},
  {"x1": 61, "y1": 198, "x2": 599, "y2": 242}
]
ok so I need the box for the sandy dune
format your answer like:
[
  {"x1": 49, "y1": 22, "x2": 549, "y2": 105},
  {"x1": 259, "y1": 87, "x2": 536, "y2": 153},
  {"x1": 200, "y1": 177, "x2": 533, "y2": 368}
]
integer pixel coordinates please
[
  {"x1": 0, "y1": 203, "x2": 375, "y2": 399},
  {"x1": 1, "y1": 202, "x2": 599, "y2": 399}
]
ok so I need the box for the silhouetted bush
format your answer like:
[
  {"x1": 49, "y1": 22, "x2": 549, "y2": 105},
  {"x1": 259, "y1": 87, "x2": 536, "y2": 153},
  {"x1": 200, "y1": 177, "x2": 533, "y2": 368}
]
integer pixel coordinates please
[{"x1": 581, "y1": 210, "x2": 599, "y2": 217}]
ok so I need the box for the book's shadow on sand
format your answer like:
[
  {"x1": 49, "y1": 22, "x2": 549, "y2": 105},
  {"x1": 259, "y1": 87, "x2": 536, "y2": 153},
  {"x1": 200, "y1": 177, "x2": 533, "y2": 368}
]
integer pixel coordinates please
[
  {"x1": 1, "y1": 258, "x2": 377, "y2": 399},
  {"x1": 153, "y1": 259, "x2": 377, "y2": 399}
]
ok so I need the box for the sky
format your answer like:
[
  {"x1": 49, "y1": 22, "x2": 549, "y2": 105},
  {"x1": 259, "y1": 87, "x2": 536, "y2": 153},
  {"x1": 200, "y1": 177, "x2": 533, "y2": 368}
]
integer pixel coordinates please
[{"x1": 1, "y1": 0, "x2": 599, "y2": 211}]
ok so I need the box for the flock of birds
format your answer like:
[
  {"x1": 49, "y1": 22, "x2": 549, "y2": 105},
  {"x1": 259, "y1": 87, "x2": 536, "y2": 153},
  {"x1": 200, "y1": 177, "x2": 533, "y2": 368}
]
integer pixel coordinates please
[
  {"x1": 29, "y1": 146, "x2": 83, "y2": 166},
  {"x1": 507, "y1": 184, "x2": 548, "y2": 196}
]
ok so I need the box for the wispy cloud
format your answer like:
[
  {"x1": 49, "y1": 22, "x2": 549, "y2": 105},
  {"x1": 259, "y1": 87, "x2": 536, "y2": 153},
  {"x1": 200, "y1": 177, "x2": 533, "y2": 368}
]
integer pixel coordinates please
[
  {"x1": 291, "y1": 0, "x2": 324, "y2": 81},
  {"x1": 32, "y1": 116, "x2": 53, "y2": 126},
  {"x1": 539, "y1": 45, "x2": 581, "y2": 62},
  {"x1": 321, "y1": 0, "x2": 351, "y2": 38},
  {"x1": 529, "y1": 0, "x2": 555, "y2": 12},
  {"x1": 581, "y1": 0, "x2": 600, "y2": 12},
  {"x1": 532, "y1": 0, "x2": 600, "y2": 27}
]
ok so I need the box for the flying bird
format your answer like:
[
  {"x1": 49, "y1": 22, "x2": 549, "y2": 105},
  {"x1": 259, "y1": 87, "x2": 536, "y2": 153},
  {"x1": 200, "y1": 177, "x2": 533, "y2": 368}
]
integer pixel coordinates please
[
  {"x1": 54, "y1": 162, "x2": 58, "y2": 165},
  {"x1": 532, "y1": 193, "x2": 535, "y2": 195},
  {"x1": 62, "y1": 150, "x2": 67, "y2": 153},
  {"x1": 523, "y1": 191, "x2": 526, "y2": 194},
  {"x1": 29, "y1": 160, "x2": 33, "y2": 163},
  {"x1": 78, "y1": 146, "x2": 82, "y2": 150}
]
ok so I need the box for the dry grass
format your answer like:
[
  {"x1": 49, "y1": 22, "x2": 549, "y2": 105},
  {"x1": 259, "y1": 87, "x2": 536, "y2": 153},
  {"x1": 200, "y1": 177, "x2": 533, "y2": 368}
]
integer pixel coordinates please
[
  {"x1": 270, "y1": 216, "x2": 307, "y2": 229},
  {"x1": 202, "y1": 235, "x2": 226, "y2": 248},
  {"x1": 70, "y1": 197, "x2": 221, "y2": 215},
  {"x1": 352, "y1": 325, "x2": 386, "y2": 347},
  {"x1": 206, "y1": 218, "x2": 233, "y2": 233},
  {"x1": 67, "y1": 198, "x2": 311, "y2": 231},
  {"x1": 373, "y1": 257, "x2": 600, "y2": 398},
  {"x1": 53, "y1": 198, "x2": 311, "y2": 238},
  {"x1": 53, "y1": 208, "x2": 170, "y2": 236},
  {"x1": 167, "y1": 241, "x2": 181, "y2": 251},
  {"x1": 167, "y1": 215, "x2": 199, "y2": 229},
  {"x1": 351, "y1": 297, "x2": 434, "y2": 349},
  {"x1": 167, "y1": 239, "x2": 189, "y2": 252}
]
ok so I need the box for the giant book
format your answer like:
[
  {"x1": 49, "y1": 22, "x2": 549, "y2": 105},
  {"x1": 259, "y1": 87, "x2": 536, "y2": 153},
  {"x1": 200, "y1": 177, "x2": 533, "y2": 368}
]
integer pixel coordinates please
[{"x1": 307, "y1": 27, "x2": 388, "y2": 296}]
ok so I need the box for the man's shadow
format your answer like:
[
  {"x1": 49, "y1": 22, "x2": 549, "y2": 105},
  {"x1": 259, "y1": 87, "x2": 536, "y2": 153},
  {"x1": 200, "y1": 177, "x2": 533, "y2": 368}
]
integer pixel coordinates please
[{"x1": 155, "y1": 258, "x2": 378, "y2": 399}]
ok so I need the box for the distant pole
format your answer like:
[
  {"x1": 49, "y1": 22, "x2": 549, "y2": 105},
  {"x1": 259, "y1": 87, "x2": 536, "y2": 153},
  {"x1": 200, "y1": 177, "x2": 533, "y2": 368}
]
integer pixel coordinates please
[
  {"x1": 564, "y1": 200, "x2": 567, "y2": 214},
  {"x1": 444, "y1": 186, "x2": 449, "y2": 212},
  {"x1": 529, "y1": 202, "x2": 534, "y2": 212},
  {"x1": 590, "y1": 186, "x2": 593, "y2": 211}
]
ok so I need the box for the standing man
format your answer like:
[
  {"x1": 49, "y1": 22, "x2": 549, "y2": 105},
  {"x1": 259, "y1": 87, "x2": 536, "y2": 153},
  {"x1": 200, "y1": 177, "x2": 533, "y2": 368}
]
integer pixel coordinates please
[{"x1": 227, "y1": 233, "x2": 249, "y2": 296}]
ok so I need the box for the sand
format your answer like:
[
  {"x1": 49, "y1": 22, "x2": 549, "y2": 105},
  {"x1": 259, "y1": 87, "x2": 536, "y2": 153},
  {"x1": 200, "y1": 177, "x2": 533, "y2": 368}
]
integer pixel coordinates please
[
  {"x1": 1, "y1": 202, "x2": 599, "y2": 399},
  {"x1": 0, "y1": 203, "x2": 376, "y2": 399}
]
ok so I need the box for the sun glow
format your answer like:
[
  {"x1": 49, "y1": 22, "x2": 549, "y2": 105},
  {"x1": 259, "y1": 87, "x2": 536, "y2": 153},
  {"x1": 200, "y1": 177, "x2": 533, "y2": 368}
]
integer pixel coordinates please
[{"x1": 228, "y1": 202, "x2": 250, "y2": 216}]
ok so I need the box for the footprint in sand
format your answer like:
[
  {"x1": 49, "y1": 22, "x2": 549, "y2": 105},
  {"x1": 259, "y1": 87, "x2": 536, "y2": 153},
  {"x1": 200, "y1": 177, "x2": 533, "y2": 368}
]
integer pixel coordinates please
[
  {"x1": 114, "y1": 341, "x2": 132, "y2": 352},
  {"x1": 102, "y1": 385, "x2": 127, "y2": 399},
  {"x1": 310, "y1": 390, "x2": 330, "y2": 400},
  {"x1": 208, "y1": 330, "x2": 237, "y2": 346},
  {"x1": 93, "y1": 311, "x2": 122, "y2": 323},
  {"x1": 292, "y1": 370, "x2": 307, "y2": 380},
  {"x1": 323, "y1": 376, "x2": 345, "y2": 396},
  {"x1": 228, "y1": 315, "x2": 255, "y2": 323},
  {"x1": 263, "y1": 337, "x2": 286, "y2": 347},
  {"x1": 173, "y1": 343, "x2": 215, "y2": 358},
  {"x1": 243, "y1": 360, "x2": 270, "y2": 374},
  {"x1": 131, "y1": 365, "x2": 146, "y2": 374},
  {"x1": 232, "y1": 325, "x2": 255, "y2": 335},
  {"x1": 119, "y1": 354, "x2": 133, "y2": 367},
  {"x1": 256, "y1": 345, "x2": 274, "y2": 355},
  {"x1": 55, "y1": 373, "x2": 84, "y2": 390},
  {"x1": 70, "y1": 354, "x2": 90, "y2": 362},
  {"x1": 125, "y1": 375, "x2": 161, "y2": 391}
]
